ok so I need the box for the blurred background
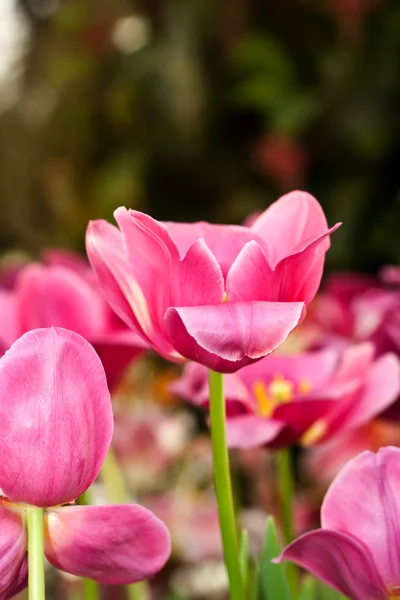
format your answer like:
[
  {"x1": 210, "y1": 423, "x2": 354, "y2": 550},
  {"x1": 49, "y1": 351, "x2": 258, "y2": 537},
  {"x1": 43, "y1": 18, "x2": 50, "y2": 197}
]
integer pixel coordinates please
[{"x1": 1, "y1": 0, "x2": 400, "y2": 272}]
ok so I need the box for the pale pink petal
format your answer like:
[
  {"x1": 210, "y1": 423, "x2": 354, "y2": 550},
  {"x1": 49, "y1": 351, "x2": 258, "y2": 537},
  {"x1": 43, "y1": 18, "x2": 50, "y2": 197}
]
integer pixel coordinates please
[
  {"x1": 322, "y1": 447, "x2": 400, "y2": 588},
  {"x1": 250, "y1": 191, "x2": 330, "y2": 267},
  {"x1": 226, "y1": 241, "x2": 277, "y2": 302},
  {"x1": 321, "y1": 353, "x2": 400, "y2": 442},
  {"x1": 17, "y1": 264, "x2": 106, "y2": 339},
  {"x1": 226, "y1": 414, "x2": 286, "y2": 448},
  {"x1": 0, "y1": 507, "x2": 27, "y2": 600},
  {"x1": 332, "y1": 343, "x2": 375, "y2": 385},
  {"x1": 274, "y1": 529, "x2": 386, "y2": 600},
  {"x1": 86, "y1": 220, "x2": 149, "y2": 338},
  {"x1": 0, "y1": 328, "x2": 113, "y2": 507},
  {"x1": 45, "y1": 505, "x2": 171, "y2": 584},
  {"x1": 172, "y1": 239, "x2": 224, "y2": 307},
  {"x1": 42, "y1": 248, "x2": 91, "y2": 278},
  {"x1": 164, "y1": 221, "x2": 256, "y2": 277},
  {"x1": 164, "y1": 301, "x2": 305, "y2": 373}
]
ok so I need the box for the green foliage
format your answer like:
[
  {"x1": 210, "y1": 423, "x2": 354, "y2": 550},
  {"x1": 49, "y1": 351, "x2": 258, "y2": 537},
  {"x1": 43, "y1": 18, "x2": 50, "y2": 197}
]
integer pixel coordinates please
[{"x1": 259, "y1": 516, "x2": 292, "y2": 600}]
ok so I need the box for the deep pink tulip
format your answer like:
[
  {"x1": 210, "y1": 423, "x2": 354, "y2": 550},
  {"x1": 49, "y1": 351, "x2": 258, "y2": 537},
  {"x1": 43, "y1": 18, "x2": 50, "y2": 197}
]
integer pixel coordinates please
[
  {"x1": 0, "y1": 328, "x2": 170, "y2": 597},
  {"x1": 86, "y1": 191, "x2": 340, "y2": 373},
  {"x1": 172, "y1": 343, "x2": 400, "y2": 448},
  {"x1": 275, "y1": 446, "x2": 400, "y2": 600},
  {"x1": 0, "y1": 250, "x2": 147, "y2": 389}
]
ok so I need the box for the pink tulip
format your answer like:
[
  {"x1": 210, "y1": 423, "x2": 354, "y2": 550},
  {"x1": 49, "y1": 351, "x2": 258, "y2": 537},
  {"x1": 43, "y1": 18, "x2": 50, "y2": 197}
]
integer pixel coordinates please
[
  {"x1": 172, "y1": 343, "x2": 400, "y2": 448},
  {"x1": 0, "y1": 250, "x2": 147, "y2": 389},
  {"x1": 86, "y1": 191, "x2": 340, "y2": 372},
  {"x1": 0, "y1": 328, "x2": 170, "y2": 597},
  {"x1": 275, "y1": 446, "x2": 400, "y2": 600}
]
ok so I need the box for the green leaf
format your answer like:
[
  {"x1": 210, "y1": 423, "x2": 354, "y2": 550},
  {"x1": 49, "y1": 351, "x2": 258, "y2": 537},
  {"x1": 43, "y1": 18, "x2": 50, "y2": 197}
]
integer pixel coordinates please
[
  {"x1": 299, "y1": 575, "x2": 317, "y2": 600},
  {"x1": 317, "y1": 580, "x2": 348, "y2": 600},
  {"x1": 259, "y1": 516, "x2": 293, "y2": 600},
  {"x1": 239, "y1": 528, "x2": 249, "y2": 588}
]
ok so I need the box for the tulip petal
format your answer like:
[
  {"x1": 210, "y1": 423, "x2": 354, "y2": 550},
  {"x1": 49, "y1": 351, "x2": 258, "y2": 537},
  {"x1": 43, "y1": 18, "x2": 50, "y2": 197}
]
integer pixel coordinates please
[
  {"x1": 226, "y1": 414, "x2": 285, "y2": 448},
  {"x1": 164, "y1": 221, "x2": 257, "y2": 277},
  {"x1": 332, "y1": 342, "x2": 375, "y2": 385},
  {"x1": 0, "y1": 507, "x2": 27, "y2": 600},
  {"x1": 164, "y1": 301, "x2": 305, "y2": 373},
  {"x1": 274, "y1": 529, "x2": 386, "y2": 600},
  {"x1": 0, "y1": 328, "x2": 113, "y2": 507},
  {"x1": 0, "y1": 291, "x2": 21, "y2": 353},
  {"x1": 321, "y1": 353, "x2": 400, "y2": 442},
  {"x1": 17, "y1": 264, "x2": 106, "y2": 339},
  {"x1": 226, "y1": 241, "x2": 276, "y2": 302},
  {"x1": 250, "y1": 191, "x2": 330, "y2": 267},
  {"x1": 322, "y1": 447, "x2": 400, "y2": 588},
  {"x1": 86, "y1": 220, "x2": 148, "y2": 338},
  {"x1": 45, "y1": 505, "x2": 171, "y2": 584}
]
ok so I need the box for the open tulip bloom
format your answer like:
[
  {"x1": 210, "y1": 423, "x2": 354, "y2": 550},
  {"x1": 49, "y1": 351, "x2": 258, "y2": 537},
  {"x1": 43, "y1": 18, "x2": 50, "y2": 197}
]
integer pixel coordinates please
[
  {"x1": 275, "y1": 446, "x2": 400, "y2": 600},
  {"x1": 86, "y1": 191, "x2": 340, "y2": 373},
  {"x1": 0, "y1": 250, "x2": 148, "y2": 390},
  {"x1": 0, "y1": 327, "x2": 170, "y2": 599},
  {"x1": 172, "y1": 342, "x2": 400, "y2": 448}
]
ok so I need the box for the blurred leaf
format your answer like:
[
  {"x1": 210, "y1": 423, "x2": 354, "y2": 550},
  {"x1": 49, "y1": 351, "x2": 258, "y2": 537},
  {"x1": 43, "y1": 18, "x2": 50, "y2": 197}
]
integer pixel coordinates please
[
  {"x1": 317, "y1": 581, "x2": 348, "y2": 600},
  {"x1": 259, "y1": 516, "x2": 292, "y2": 600},
  {"x1": 299, "y1": 575, "x2": 317, "y2": 600},
  {"x1": 239, "y1": 528, "x2": 249, "y2": 588}
]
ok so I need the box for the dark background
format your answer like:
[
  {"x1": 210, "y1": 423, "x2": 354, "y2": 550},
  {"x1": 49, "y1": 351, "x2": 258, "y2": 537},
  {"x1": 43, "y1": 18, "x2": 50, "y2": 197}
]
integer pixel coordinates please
[{"x1": 2, "y1": 0, "x2": 400, "y2": 273}]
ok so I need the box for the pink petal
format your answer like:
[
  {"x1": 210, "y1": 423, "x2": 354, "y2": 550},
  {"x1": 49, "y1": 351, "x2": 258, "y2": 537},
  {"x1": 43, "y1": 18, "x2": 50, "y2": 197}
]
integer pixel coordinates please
[
  {"x1": 226, "y1": 241, "x2": 276, "y2": 302},
  {"x1": 0, "y1": 328, "x2": 113, "y2": 507},
  {"x1": 273, "y1": 224, "x2": 341, "y2": 305},
  {"x1": 164, "y1": 301, "x2": 305, "y2": 373},
  {"x1": 225, "y1": 414, "x2": 286, "y2": 448},
  {"x1": 0, "y1": 291, "x2": 21, "y2": 352},
  {"x1": 86, "y1": 220, "x2": 149, "y2": 338},
  {"x1": 321, "y1": 353, "x2": 400, "y2": 442},
  {"x1": 93, "y1": 337, "x2": 145, "y2": 391},
  {"x1": 274, "y1": 529, "x2": 386, "y2": 600},
  {"x1": 164, "y1": 221, "x2": 257, "y2": 277},
  {"x1": 45, "y1": 505, "x2": 171, "y2": 584},
  {"x1": 322, "y1": 447, "x2": 400, "y2": 588},
  {"x1": 172, "y1": 239, "x2": 224, "y2": 307},
  {"x1": 332, "y1": 342, "x2": 375, "y2": 386},
  {"x1": 17, "y1": 264, "x2": 106, "y2": 339},
  {"x1": 250, "y1": 191, "x2": 330, "y2": 267},
  {"x1": 0, "y1": 507, "x2": 27, "y2": 600}
]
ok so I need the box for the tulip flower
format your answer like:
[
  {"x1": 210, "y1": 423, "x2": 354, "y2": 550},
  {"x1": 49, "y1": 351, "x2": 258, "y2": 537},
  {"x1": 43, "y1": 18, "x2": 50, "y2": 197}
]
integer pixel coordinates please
[
  {"x1": 86, "y1": 191, "x2": 340, "y2": 373},
  {"x1": 275, "y1": 446, "x2": 400, "y2": 600},
  {"x1": 0, "y1": 328, "x2": 170, "y2": 598},
  {"x1": 172, "y1": 342, "x2": 400, "y2": 448},
  {"x1": 0, "y1": 250, "x2": 147, "y2": 389}
]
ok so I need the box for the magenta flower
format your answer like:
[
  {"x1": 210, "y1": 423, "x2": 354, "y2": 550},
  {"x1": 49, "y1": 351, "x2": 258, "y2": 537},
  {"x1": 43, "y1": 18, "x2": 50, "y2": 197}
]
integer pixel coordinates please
[
  {"x1": 86, "y1": 191, "x2": 340, "y2": 373},
  {"x1": 0, "y1": 250, "x2": 147, "y2": 389},
  {"x1": 275, "y1": 446, "x2": 400, "y2": 600},
  {"x1": 0, "y1": 328, "x2": 170, "y2": 598},
  {"x1": 172, "y1": 343, "x2": 400, "y2": 448}
]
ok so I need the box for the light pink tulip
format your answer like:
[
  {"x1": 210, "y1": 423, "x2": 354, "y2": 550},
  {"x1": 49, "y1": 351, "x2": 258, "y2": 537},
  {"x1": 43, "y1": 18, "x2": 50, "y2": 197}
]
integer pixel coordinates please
[
  {"x1": 0, "y1": 250, "x2": 147, "y2": 389},
  {"x1": 275, "y1": 447, "x2": 400, "y2": 600},
  {"x1": 86, "y1": 191, "x2": 340, "y2": 372},
  {"x1": 0, "y1": 328, "x2": 170, "y2": 596},
  {"x1": 172, "y1": 343, "x2": 400, "y2": 448}
]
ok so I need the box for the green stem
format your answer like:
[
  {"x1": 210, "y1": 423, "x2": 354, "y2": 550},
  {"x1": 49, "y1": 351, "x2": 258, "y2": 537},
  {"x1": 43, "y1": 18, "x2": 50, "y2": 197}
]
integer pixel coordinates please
[
  {"x1": 101, "y1": 448, "x2": 150, "y2": 600},
  {"x1": 83, "y1": 579, "x2": 99, "y2": 600},
  {"x1": 208, "y1": 369, "x2": 244, "y2": 600},
  {"x1": 276, "y1": 448, "x2": 297, "y2": 597},
  {"x1": 26, "y1": 506, "x2": 46, "y2": 600}
]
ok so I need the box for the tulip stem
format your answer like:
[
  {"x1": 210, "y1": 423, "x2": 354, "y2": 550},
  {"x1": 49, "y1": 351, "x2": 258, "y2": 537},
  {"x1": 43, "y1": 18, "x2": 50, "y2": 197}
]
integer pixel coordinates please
[
  {"x1": 27, "y1": 506, "x2": 46, "y2": 600},
  {"x1": 276, "y1": 448, "x2": 297, "y2": 596},
  {"x1": 208, "y1": 369, "x2": 244, "y2": 600},
  {"x1": 83, "y1": 579, "x2": 99, "y2": 600},
  {"x1": 101, "y1": 448, "x2": 151, "y2": 600}
]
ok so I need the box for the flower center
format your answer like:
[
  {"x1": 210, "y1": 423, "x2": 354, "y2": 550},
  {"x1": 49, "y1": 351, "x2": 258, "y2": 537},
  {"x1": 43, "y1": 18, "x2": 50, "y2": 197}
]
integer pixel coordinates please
[
  {"x1": 387, "y1": 587, "x2": 400, "y2": 599},
  {"x1": 253, "y1": 373, "x2": 312, "y2": 417}
]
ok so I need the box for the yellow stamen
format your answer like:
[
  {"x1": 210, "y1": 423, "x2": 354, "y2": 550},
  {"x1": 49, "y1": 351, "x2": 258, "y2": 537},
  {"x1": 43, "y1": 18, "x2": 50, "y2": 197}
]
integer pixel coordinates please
[
  {"x1": 222, "y1": 291, "x2": 228, "y2": 303},
  {"x1": 268, "y1": 373, "x2": 294, "y2": 403},
  {"x1": 298, "y1": 378, "x2": 312, "y2": 394},
  {"x1": 253, "y1": 380, "x2": 275, "y2": 417},
  {"x1": 300, "y1": 419, "x2": 327, "y2": 446}
]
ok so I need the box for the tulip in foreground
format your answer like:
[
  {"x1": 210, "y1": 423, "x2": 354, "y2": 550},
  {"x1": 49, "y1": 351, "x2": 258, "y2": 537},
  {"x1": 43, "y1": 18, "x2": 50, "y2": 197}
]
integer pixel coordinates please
[
  {"x1": 0, "y1": 328, "x2": 170, "y2": 599},
  {"x1": 172, "y1": 342, "x2": 400, "y2": 447},
  {"x1": 86, "y1": 191, "x2": 340, "y2": 372},
  {"x1": 275, "y1": 446, "x2": 400, "y2": 600}
]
